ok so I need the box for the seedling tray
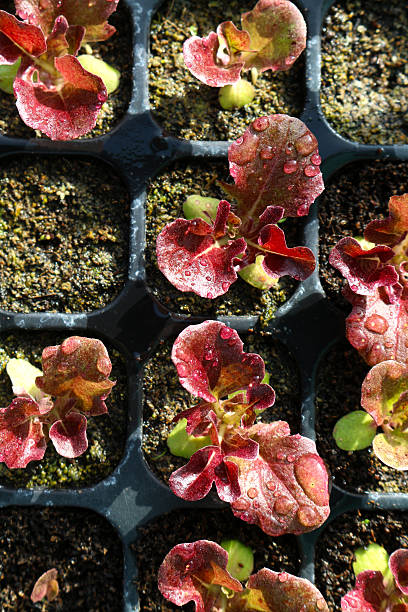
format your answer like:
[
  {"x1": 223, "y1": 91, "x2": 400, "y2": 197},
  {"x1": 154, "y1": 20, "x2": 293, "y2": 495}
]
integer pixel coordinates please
[{"x1": 0, "y1": 0, "x2": 407, "y2": 609}]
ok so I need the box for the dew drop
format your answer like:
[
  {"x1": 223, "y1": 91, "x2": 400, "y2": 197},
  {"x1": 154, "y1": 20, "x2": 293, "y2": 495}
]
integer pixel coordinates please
[
  {"x1": 316, "y1": 598, "x2": 326, "y2": 611},
  {"x1": 220, "y1": 326, "x2": 234, "y2": 340},
  {"x1": 260, "y1": 146, "x2": 275, "y2": 160},
  {"x1": 204, "y1": 347, "x2": 214, "y2": 360},
  {"x1": 287, "y1": 454, "x2": 295, "y2": 463},
  {"x1": 235, "y1": 136, "x2": 243, "y2": 145},
  {"x1": 297, "y1": 505, "x2": 318, "y2": 527},
  {"x1": 283, "y1": 160, "x2": 297, "y2": 174},
  {"x1": 252, "y1": 116, "x2": 269, "y2": 131},
  {"x1": 294, "y1": 455, "x2": 329, "y2": 505},
  {"x1": 266, "y1": 480, "x2": 276, "y2": 491},
  {"x1": 295, "y1": 132, "x2": 318, "y2": 156},
  {"x1": 368, "y1": 343, "x2": 386, "y2": 365},
  {"x1": 297, "y1": 204, "x2": 309, "y2": 216},
  {"x1": 276, "y1": 451, "x2": 285, "y2": 460},
  {"x1": 278, "y1": 572, "x2": 288, "y2": 583},
  {"x1": 247, "y1": 487, "x2": 258, "y2": 498},
  {"x1": 207, "y1": 292, "x2": 213, "y2": 299},
  {"x1": 274, "y1": 496, "x2": 294, "y2": 515},
  {"x1": 364, "y1": 314, "x2": 388, "y2": 334},
  {"x1": 285, "y1": 143, "x2": 295, "y2": 156},
  {"x1": 349, "y1": 328, "x2": 368, "y2": 350},
  {"x1": 185, "y1": 270, "x2": 191, "y2": 276},
  {"x1": 304, "y1": 164, "x2": 320, "y2": 177},
  {"x1": 285, "y1": 54, "x2": 296, "y2": 65},
  {"x1": 233, "y1": 498, "x2": 250, "y2": 511},
  {"x1": 199, "y1": 259, "x2": 208, "y2": 266},
  {"x1": 212, "y1": 357, "x2": 219, "y2": 368},
  {"x1": 311, "y1": 153, "x2": 322, "y2": 166},
  {"x1": 205, "y1": 275, "x2": 211, "y2": 281},
  {"x1": 221, "y1": 282, "x2": 229, "y2": 291}
]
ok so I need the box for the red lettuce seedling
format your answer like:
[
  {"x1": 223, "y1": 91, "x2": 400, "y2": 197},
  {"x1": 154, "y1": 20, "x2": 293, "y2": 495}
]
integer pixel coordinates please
[
  {"x1": 342, "y1": 546, "x2": 408, "y2": 611},
  {"x1": 0, "y1": 0, "x2": 120, "y2": 139},
  {"x1": 183, "y1": 0, "x2": 306, "y2": 109},
  {"x1": 0, "y1": 336, "x2": 114, "y2": 468},
  {"x1": 330, "y1": 193, "x2": 408, "y2": 470},
  {"x1": 168, "y1": 321, "x2": 330, "y2": 536},
  {"x1": 31, "y1": 568, "x2": 59, "y2": 603},
  {"x1": 158, "y1": 539, "x2": 329, "y2": 611},
  {"x1": 157, "y1": 114, "x2": 324, "y2": 299}
]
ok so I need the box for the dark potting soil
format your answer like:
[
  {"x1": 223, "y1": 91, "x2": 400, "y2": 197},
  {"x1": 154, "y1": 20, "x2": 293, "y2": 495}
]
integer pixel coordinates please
[
  {"x1": 145, "y1": 159, "x2": 300, "y2": 323},
  {"x1": 0, "y1": 506, "x2": 123, "y2": 611},
  {"x1": 148, "y1": 0, "x2": 305, "y2": 141},
  {"x1": 133, "y1": 507, "x2": 301, "y2": 612},
  {"x1": 0, "y1": 331, "x2": 127, "y2": 489},
  {"x1": 142, "y1": 331, "x2": 301, "y2": 485},
  {"x1": 0, "y1": 0, "x2": 132, "y2": 139},
  {"x1": 315, "y1": 509, "x2": 408, "y2": 611},
  {"x1": 321, "y1": 0, "x2": 408, "y2": 145},
  {"x1": 0, "y1": 156, "x2": 129, "y2": 313},
  {"x1": 315, "y1": 340, "x2": 407, "y2": 494},
  {"x1": 318, "y1": 159, "x2": 408, "y2": 311}
]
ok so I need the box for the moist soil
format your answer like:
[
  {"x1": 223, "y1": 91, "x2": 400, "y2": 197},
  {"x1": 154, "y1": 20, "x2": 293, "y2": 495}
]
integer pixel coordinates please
[
  {"x1": 0, "y1": 506, "x2": 123, "y2": 611},
  {"x1": 315, "y1": 509, "x2": 408, "y2": 611},
  {"x1": 142, "y1": 330, "x2": 301, "y2": 485},
  {"x1": 0, "y1": 331, "x2": 127, "y2": 489},
  {"x1": 0, "y1": 0, "x2": 132, "y2": 139},
  {"x1": 321, "y1": 0, "x2": 408, "y2": 145},
  {"x1": 146, "y1": 159, "x2": 300, "y2": 324},
  {"x1": 133, "y1": 507, "x2": 300, "y2": 612},
  {"x1": 0, "y1": 155, "x2": 129, "y2": 313},
  {"x1": 318, "y1": 159, "x2": 408, "y2": 311},
  {"x1": 315, "y1": 340, "x2": 407, "y2": 494},
  {"x1": 148, "y1": 0, "x2": 305, "y2": 141}
]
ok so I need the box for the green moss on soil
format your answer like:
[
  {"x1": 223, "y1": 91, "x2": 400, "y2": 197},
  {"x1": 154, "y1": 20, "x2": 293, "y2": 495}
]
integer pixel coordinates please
[
  {"x1": 0, "y1": 331, "x2": 127, "y2": 489},
  {"x1": 0, "y1": 0, "x2": 132, "y2": 139},
  {"x1": 142, "y1": 331, "x2": 300, "y2": 485},
  {"x1": 146, "y1": 160, "x2": 301, "y2": 323},
  {"x1": 149, "y1": 0, "x2": 305, "y2": 141},
  {"x1": 0, "y1": 156, "x2": 129, "y2": 313},
  {"x1": 321, "y1": 0, "x2": 408, "y2": 145}
]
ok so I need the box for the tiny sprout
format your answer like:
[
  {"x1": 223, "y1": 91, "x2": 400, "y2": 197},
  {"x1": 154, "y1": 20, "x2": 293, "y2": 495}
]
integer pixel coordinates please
[
  {"x1": 218, "y1": 79, "x2": 255, "y2": 110},
  {"x1": 31, "y1": 568, "x2": 59, "y2": 603},
  {"x1": 333, "y1": 410, "x2": 376, "y2": 451}
]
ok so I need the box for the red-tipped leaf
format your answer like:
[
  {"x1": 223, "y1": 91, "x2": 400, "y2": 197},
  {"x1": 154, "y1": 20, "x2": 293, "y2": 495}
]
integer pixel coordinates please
[
  {"x1": 365, "y1": 194, "x2": 408, "y2": 247},
  {"x1": 49, "y1": 411, "x2": 88, "y2": 458},
  {"x1": 0, "y1": 397, "x2": 47, "y2": 468},
  {"x1": 341, "y1": 571, "x2": 387, "y2": 612},
  {"x1": 258, "y1": 224, "x2": 316, "y2": 281},
  {"x1": 390, "y1": 549, "x2": 408, "y2": 595},
  {"x1": 0, "y1": 10, "x2": 46, "y2": 64}
]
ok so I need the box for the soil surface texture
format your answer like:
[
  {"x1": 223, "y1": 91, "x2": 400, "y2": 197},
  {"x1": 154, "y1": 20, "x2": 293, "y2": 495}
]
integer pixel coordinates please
[
  {"x1": 142, "y1": 331, "x2": 300, "y2": 485},
  {"x1": 133, "y1": 507, "x2": 300, "y2": 611},
  {"x1": 0, "y1": 331, "x2": 127, "y2": 489},
  {"x1": 149, "y1": 0, "x2": 305, "y2": 141},
  {"x1": 0, "y1": 0, "x2": 132, "y2": 139},
  {"x1": 146, "y1": 159, "x2": 300, "y2": 323},
  {"x1": 0, "y1": 507, "x2": 123, "y2": 611},
  {"x1": 0, "y1": 156, "x2": 129, "y2": 313},
  {"x1": 315, "y1": 509, "x2": 408, "y2": 611},
  {"x1": 321, "y1": 0, "x2": 408, "y2": 145}
]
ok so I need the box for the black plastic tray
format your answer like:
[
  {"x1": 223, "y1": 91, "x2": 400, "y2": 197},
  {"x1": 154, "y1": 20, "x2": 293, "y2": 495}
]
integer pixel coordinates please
[{"x1": 0, "y1": 0, "x2": 408, "y2": 609}]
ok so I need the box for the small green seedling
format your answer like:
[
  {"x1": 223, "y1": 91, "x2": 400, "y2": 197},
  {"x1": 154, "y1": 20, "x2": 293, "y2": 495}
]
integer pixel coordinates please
[
  {"x1": 333, "y1": 410, "x2": 377, "y2": 451},
  {"x1": 221, "y1": 539, "x2": 254, "y2": 582}
]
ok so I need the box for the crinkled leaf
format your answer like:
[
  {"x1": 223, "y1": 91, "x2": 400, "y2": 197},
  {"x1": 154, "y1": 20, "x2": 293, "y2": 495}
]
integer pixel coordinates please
[
  {"x1": 171, "y1": 321, "x2": 265, "y2": 402},
  {"x1": 341, "y1": 571, "x2": 387, "y2": 612},
  {"x1": 390, "y1": 550, "x2": 408, "y2": 595},
  {"x1": 156, "y1": 200, "x2": 246, "y2": 299},
  {"x1": 241, "y1": 0, "x2": 306, "y2": 73},
  {"x1": 0, "y1": 10, "x2": 46, "y2": 64},
  {"x1": 183, "y1": 30, "x2": 245, "y2": 87},
  {"x1": 329, "y1": 238, "x2": 398, "y2": 296},
  {"x1": 0, "y1": 397, "x2": 47, "y2": 468},
  {"x1": 365, "y1": 195, "x2": 408, "y2": 247},
  {"x1": 246, "y1": 568, "x2": 328, "y2": 612},
  {"x1": 372, "y1": 431, "x2": 408, "y2": 471},
  {"x1": 345, "y1": 287, "x2": 408, "y2": 366},
  {"x1": 31, "y1": 568, "x2": 59, "y2": 603},
  {"x1": 14, "y1": 55, "x2": 107, "y2": 140},
  {"x1": 158, "y1": 540, "x2": 242, "y2": 612},
  {"x1": 361, "y1": 361, "x2": 408, "y2": 429},
  {"x1": 221, "y1": 115, "x2": 324, "y2": 219},
  {"x1": 35, "y1": 336, "x2": 114, "y2": 414},
  {"x1": 231, "y1": 422, "x2": 330, "y2": 535},
  {"x1": 174, "y1": 402, "x2": 219, "y2": 440},
  {"x1": 49, "y1": 411, "x2": 88, "y2": 458},
  {"x1": 217, "y1": 21, "x2": 252, "y2": 64},
  {"x1": 258, "y1": 224, "x2": 315, "y2": 281},
  {"x1": 169, "y1": 445, "x2": 241, "y2": 502}
]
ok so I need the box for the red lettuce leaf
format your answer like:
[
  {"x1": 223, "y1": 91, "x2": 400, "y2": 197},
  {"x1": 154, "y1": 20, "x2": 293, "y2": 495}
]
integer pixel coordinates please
[
  {"x1": 390, "y1": 550, "x2": 408, "y2": 596},
  {"x1": 221, "y1": 115, "x2": 324, "y2": 220},
  {"x1": 341, "y1": 571, "x2": 387, "y2": 612},
  {"x1": 0, "y1": 10, "x2": 46, "y2": 64},
  {"x1": 174, "y1": 402, "x2": 219, "y2": 440},
  {"x1": 329, "y1": 238, "x2": 398, "y2": 296},
  {"x1": 156, "y1": 200, "x2": 246, "y2": 299},
  {"x1": 48, "y1": 411, "x2": 88, "y2": 458},
  {"x1": 257, "y1": 224, "x2": 315, "y2": 281},
  {"x1": 246, "y1": 568, "x2": 328, "y2": 611},
  {"x1": 345, "y1": 287, "x2": 408, "y2": 366},
  {"x1": 241, "y1": 0, "x2": 307, "y2": 73},
  {"x1": 158, "y1": 540, "x2": 242, "y2": 612},
  {"x1": 171, "y1": 321, "x2": 265, "y2": 402},
  {"x1": 0, "y1": 397, "x2": 47, "y2": 468},
  {"x1": 14, "y1": 54, "x2": 107, "y2": 140},
  {"x1": 365, "y1": 195, "x2": 408, "y2": 247},
  {"x1": 31, "y1": 568, "x2": 59, "y2": 603},
  {"x1": 35, "y1": 336, "x2": 114, "y2": 415},
  {"x1": 231, "y1": 422, "x2": 330, "y2": 535}
]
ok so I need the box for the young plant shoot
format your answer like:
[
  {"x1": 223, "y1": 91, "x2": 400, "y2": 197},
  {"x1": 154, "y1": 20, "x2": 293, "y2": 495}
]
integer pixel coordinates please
[
  {"x1": 158, "y1": 539, "x2": 329, "y2": 611},
  {"x1": 167, "y1": 321, "x2": 330, "y2": 536},
  {"x1": 31, "y1": 568, "x2": 59, "y2": 604},
  {"x1": 157, "y1": 114, "x2": 324, "y2": 298},
  {"x1": 330, "y1": 194, "x2": 408, "y2": 470},
  {"x1": 0, "y1": 0, "x2": 121, "y2": 139},
  {"x1": 183, "y1": 0, "x2": 306, "y2": 109},
  {"x1": 0, "y1": 336, "x2": 114, "y2": 468},
  {"x1": 342, "y1": 544, "x2": 408, "y2": 611}
]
